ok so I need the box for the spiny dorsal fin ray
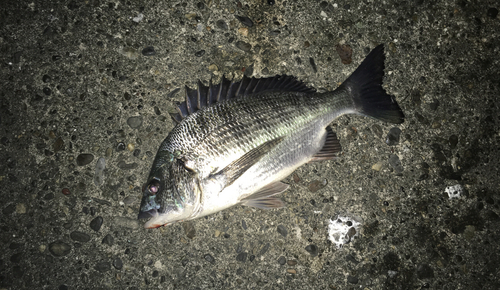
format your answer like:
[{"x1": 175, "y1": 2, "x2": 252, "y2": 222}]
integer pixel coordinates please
[{"x1": 172, "y1": 75, "x2": 316, "y2": 122}]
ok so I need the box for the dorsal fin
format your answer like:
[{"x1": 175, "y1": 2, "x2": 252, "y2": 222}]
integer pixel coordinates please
[{"x1": 171, "y1": 75, "x2": 316, "y2": 122}]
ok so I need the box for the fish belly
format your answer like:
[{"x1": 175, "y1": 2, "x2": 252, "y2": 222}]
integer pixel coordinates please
[{"x1": 199, "y1": 121, "x2": 328, "y2": 217}]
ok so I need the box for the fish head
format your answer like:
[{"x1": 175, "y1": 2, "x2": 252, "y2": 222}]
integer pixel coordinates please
[{"x1": 138, "y1": 154, "x2": 201, "y2": 228}]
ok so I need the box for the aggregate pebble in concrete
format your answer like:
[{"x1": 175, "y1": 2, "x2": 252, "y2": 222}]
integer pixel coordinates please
[{"x1": 0, "y1": 0, "x2": 499, "y2": 289}]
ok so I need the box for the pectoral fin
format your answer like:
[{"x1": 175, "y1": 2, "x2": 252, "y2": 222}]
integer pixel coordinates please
[
  {"x1": 240, "y1": 181, "x2": 288, "y2": 209},
  {"x1": 212, "y1": 137, "x2": 284, "y2": 188}
]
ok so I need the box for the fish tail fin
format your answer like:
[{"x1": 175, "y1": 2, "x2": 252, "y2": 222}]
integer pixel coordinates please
[{"x1": 339, "y1": 44, "x2": 404, "y2": 124}]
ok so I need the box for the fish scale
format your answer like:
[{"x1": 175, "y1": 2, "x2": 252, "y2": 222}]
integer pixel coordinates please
[
  {"x1": 179, "y1": 92, "x2": 334, "y2": 177},
  {"x1": 138, "y1": 44, "x2": 405, "y2": 228}
]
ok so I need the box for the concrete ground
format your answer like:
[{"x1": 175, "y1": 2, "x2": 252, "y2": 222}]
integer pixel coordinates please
[{"x1": 1, "y1": 0, "x2": 499, "y2": 289}]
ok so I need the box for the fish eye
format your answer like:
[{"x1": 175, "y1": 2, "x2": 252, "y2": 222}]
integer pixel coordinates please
[
  {"x1": 149, "y1": 184, "x2": 158, "y2": 194},
  {"x1": 147, "y1": 180, "x2": 160, "y2": 195}
]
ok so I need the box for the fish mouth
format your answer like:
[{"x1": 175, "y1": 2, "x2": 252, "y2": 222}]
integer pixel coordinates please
[
  {"x1": 138, "y1": 208, "x2": 158, "y2": 220},
  {"x1": 144, "y1": 217, "x2": 168, "y2": 229},
  {"x1": 139, "y1": 209, "x2": 164, "y2": 229}
]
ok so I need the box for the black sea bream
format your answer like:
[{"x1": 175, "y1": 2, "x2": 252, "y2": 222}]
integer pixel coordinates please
[{"x1": 138, "y1": 45, "x2": 404, "y2": 229}]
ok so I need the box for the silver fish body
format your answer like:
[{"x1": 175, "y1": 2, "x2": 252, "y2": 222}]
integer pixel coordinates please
[{"x1": 139, "y1": 45, "x2": 404, "y2": 228}]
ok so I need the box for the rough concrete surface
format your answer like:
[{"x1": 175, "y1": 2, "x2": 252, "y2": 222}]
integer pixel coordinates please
[{"x1": 1, "y1": 0, "x2": 499, "y2": 289}]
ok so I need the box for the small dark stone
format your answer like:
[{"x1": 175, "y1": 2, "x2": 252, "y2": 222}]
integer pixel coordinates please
[
  {"x1": 76, "y1": 153, "x2": 94, "y2": 166},
  {"x1": 386, "y1": 127, "x2": 402, "y2": 146},
  {"x1": 43, "y1": 87, "x2": 52, "y2": 95},
  {"x1": 182, "y1": 221, "x2": 196, "y2": 239},
  {"x1": 117, "y1": 142, "x2": 126, "y2": 151},
  {"x1": 152, "y1": 270, "x2": 159, "y2": 277},
  {"x1": 305, "y1": 244, "x2": 318, "y2": 257},
  {"x1": 448, "y1": 135, "x2": 458, "y2": 149},
  {"x1": 90, "y1": 216, "x2": 103, "y2": 232},
  {"x1": 241, "y1": 220, "x2": 247, "y2": 230},
  {"x1": 249, "y1": 255, "x2": 255, "y2": 262},
  {"x1": 346, "y1": 254, "x2": 358, "y2": 264},
  {"x1": 235, "y1": 41, "x2": 252, "y2": 52},
  {"x1": 70, "y1": 231, "x2": 91, "y2": 243},
  {"x1": 2, "y1": 203, "x2": 16, "y2": 215},
  {"x1": 102, "y1": 234, "x2": 114, "y2": 247},
  {"x1": 418, "y1": 173, "x2": 429, "y2": 181},
  {"x1": 10, "y1": 253, "x2": 22, "y2": 263},
  {"x1": 127, "y1": 116, "x2": 143, "y2": 129},
  {"x1": 67, "y1": 1, "x2": 79, "y2": 10},
  {"x1": 195, "y1": 50, "x2": 205, "y2": 57},
  {"x1": 388, "y1": 154, "x2": 404, "y2": 173},
  {"x1": 49, "y1": 241, "x2": 71, "y2": 256},
  {"x1": 53, "y1": 138, "x2": 64, "y2": 152},
  {"x1": 277, "y1": 256, "x2": 286, "y2": 265},
  {"x1": 347, "y1": 275, "x2": 358, "y2": 284},
  {"x1": 113, "y1": 257, "x2": 123, "y2": 270},
  {"x1": 216, "y1": 20, "x2": 228, "y2": 30},
  {"x1": 417, "y1": 263, "x2": 434, "y2": 279},
  {"x1": 347, "y1": 227, "x2": 357, "y2": 239},
  {"x1": 244, "y1": 64, "x2": 254, "y2": 77},
  {"x1": 430, "y1": 143, "x2": 442, "y2": 152},
  {"x1": 259, "y1": 243, "x2": 270, "y2": 256},
  {"x1": 154, "y1": 106, "x2": 161, "y2": 115},
  {"x1": 59, "y1": 285, "x2": 68, "y2": 290},
  {"x1": 277, "y1": 225, "x2": 288, "y2": 237},
  {"x1": 197, "y1": 2, "x2": 204, "y2": 9},
  {"x1": 335, "y1": 44, "x2": 353, "y2": 64},
  {"x1": 42, "y1": 75, "x2": 51, "y2": 83},
  {"x1": 204, "y1": 254, "x2": 215, "y2": 264},
  {"x1": 236, "y1": 15, "x2": 254, "y2": 27},
  {"x1": 133, "y1": 149, "x2": 141, "y2": 157},
  {"x1": 267, "y1": 0, "x2": 275, "y2": 4},
  {"x1": 142, "y1": 46, "x2": 156, "y2": 56},
  {"x1": 95, "y1": 261, "x2": 111, "y2": 272},
  {"x1": 372, "y1": 124, "x2": 383, "y2": 138},
  {"x1": 428, "y1": 100, "x2": 440, "y2": 110},
  {"x1": 12, "y1": 265, "x2": 23, "y2": 278},
  {"x1": 308, "y1": 180, "x2": 326, "y2": 192},
  {"x1": 117, "y1": 160, "x2": 138, "y2": 170},
  {"x1": 309, "y1": 57, "x2": 317, "y2": 72},
  {"x1": 236, "y1": 252, "x2": 247, "y2": 262},
  {"x1": 9, "y1": 243, "x2": 22, "y2": 250},
  {"x1": 487, "y1": 7, "x2": 498, "y2": 19},
  {"x1": 415, "y1": 112, "x2": 429, "y2": 125}
]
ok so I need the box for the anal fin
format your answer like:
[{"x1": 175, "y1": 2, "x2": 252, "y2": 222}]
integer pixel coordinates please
[
  {"x1": 309, "y1": 126, "x2": 342, "y2": 162},
  {"x1": 240, "y1": 181, "x2": 288, "y2": 210}
]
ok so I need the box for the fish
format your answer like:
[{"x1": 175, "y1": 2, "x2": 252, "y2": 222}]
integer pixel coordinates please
[{"x1": 138, "y1": 44, "x2": 404, "y2": 229}]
